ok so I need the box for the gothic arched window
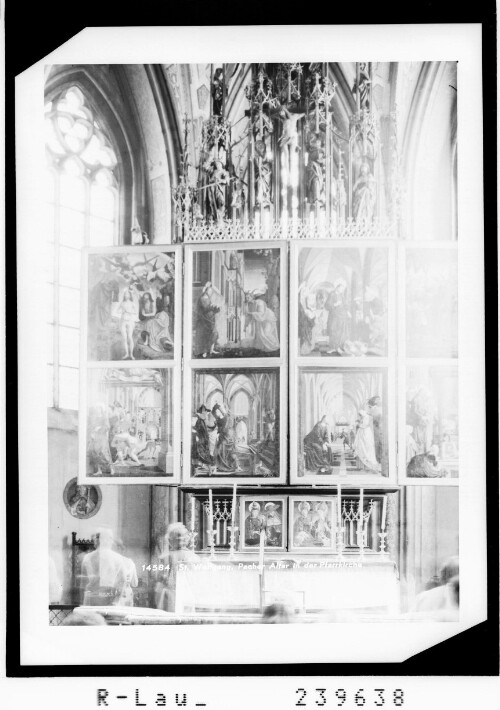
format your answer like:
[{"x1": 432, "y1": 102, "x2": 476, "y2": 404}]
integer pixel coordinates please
[{"x1": 45, "y1": 86, "x2": 119, "y2": 409}]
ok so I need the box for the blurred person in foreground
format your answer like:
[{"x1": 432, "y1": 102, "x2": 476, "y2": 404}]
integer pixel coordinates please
[
  {"x1": 155, "y1": 522, "x2": 200, "y2": 612},
  {"x1": 410, "y1": 556, "x2": 459, "y2": 620},
  {"x1": 81, "y1": 527, "x2": 138, "y2": 606},
  {"x1": 262, "y1": 602, "x2": 293, "y2": 624}
]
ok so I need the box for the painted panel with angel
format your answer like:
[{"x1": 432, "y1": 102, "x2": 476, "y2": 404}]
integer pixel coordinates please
[{"x1": 298, "y1": 247, "x2": 389, "y2": 358}]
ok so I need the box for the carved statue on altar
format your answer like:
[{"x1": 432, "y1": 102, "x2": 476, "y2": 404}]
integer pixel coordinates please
[
  {"x1": 211, "y1": 67, "x2": 225, "y2": 116},
  {"x1": 205, "y1": 159, "x2": 230, "y2": 222},
  {"x1": 254, "y1": 138, "x2": 273, "y2": 208},
  {"x1": 278, "y1": 106, "x2": 304, "y2": 155},
  {"x1": 353, "y1": 161, "x2": 376, "y2": 224},
  {"x1": 353, "y1": 62, "x2": 371, "y2": 110},
  {"x1": 229, "y1": 168, "x2": 247, "y2": 214},
  {"x1": 307, "y1": 145, "x2": 326, "y2": 206}
]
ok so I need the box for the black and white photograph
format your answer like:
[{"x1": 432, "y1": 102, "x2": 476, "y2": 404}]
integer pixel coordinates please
[{"x1": 14, "y1": 25, "x2": 489, "y2": 672}]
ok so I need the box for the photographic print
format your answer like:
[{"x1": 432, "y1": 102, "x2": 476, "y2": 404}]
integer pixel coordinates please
[
  {"x1": 189, "y1": 246, "x2": 282, "y2": 359},
  {"x1": 405, "y1": 365, "x2": 458, "y2": 480},
  {"x1": 297, "y1": 368, "x2": 388, "y2": 478},
  {"x1": 82, "y1": 367, "x2": 174, "y2": 480},
  {"x1": 298, "y1": 246, "x2": 389, "y2": 357},
  {"x1": 240, "y1": 496, "x2": 286, "y2": 550},
  {"x1": 290, "y1": 497, "x2": 336, "y2": 551},
  {"x1": 21, "y1": 42, "x2": 485, "y2": 668},
  {"x1": 86, "y1": 249, "x2": 177, "y2": 361},
  {"x1": 190, "y1": 368, "x2": 280, "y2": 478},
  {"x1": 405, "y1": 247, "x2": 458, "y2": 358}
]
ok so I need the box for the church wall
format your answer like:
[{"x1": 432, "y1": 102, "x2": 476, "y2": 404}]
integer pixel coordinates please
[
  {"x1": 122, "y1": 65, "x2": 172, "y2": 243},
  {"x1": 48, "y1": 415, "x2": 152, "y2": 603},
  {"x1": 403, "y1": 486, "x2": 459, "y2": 608}
]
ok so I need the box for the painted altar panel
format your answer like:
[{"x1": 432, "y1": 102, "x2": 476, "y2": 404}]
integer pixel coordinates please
[
  {"x1": 296, "y1": 244, "x2": 391, "y2": 358},
  {"x1": 400, "y1": 363, "x2": 459, "y2": 485},
  {"x1": 80, "y1": 246, "x2": 183, "y2": 484},
  {"x1": 404, "y1": 245, "x2": 458, "y2": 359},
  {"x1": 289, "y1": 496, "x2": 336, "y2": 552},
  {"x1": 183, "y1": 241, "x2": 286, "y2": 362},
  {"x1": 184, "y1": 365, "x2": 287, "y2": 485},
  {"x1": 79, "y1": 365, "x2": 178, "y2": 484},
  {"x1": 239, "y1": 495, "x2": 287, "y2": 551},
  {"x1": 83, "y1": 246, "x2": 182, "y2": 363},
  {"x1": 183, "y1": 241, "x2": 287, "y2": 485},
  {"x1": 290, "y1": 366, "x2": 395, "y2": 485}
]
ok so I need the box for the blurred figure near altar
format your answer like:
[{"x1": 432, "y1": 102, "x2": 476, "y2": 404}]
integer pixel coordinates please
[
  {"x1": 81, "y1": 527, "x2": 138, "y2": 607},
  {"x1": 411, "y1": 556, "x2": 459, "y2": 620},
  {"x1": 156, "y1": 522, "x2": 200, "y2": 612}
]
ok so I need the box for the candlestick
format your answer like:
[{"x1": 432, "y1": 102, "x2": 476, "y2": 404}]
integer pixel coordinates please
[
  {"x1": 337, "y1": 483, "x2": 342, "y2": 527},
  {"x1": 190, "y1": 496, "x2": 195, "y2": 534},
  {"x1": 357, "y1": 488, "x2": 364, "y2": 553},
  {"x1": 378, "y1": 531, "x2": 388, "y2": 554},
  {"x1": 381, "y1": 495, "x2": 387, "y2": 531},
  {"x1": 231, "y1": 482, "x2": 237, "y2": 527},
  {"x1": 259, "y1": 529, "x2": 265, "y2": 573},
  {"x1": 228, "y1": 525, "x2": 238, "y2": 559},
  {"x1": 208, "y1": 489, "x2": 215, "y2": 558}
]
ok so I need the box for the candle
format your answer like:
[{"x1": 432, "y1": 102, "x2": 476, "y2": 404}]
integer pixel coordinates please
[
  {"x1": 359, "y1": 488, "x2": 364, "y2": 548},
  {"x1": 190, "y1": 496, "x2": 195, "y2": 533},
  {"x1": 337, "y1": 483, "x2": 342, "y2": 527},
  {"x1": 259, "y1": 529, "x2": 266, "y2": 573},
  {"x1": 208, "y1": 489, "x2": 214, "y2": 555},
  {"x1": 381, "y1": 495, "x2": 387, "y2": 531},
  {"x1": 231, "y1": 483, "x2": 237, "y2": 527}
]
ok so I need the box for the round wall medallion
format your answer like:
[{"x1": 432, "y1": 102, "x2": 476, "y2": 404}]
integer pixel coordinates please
[{"x1": 63, "y1": 477, "x2": 102, "y2": 519}]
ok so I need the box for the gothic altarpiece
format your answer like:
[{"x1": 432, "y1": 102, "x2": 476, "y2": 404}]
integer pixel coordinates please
[{"x1": 75, "y1": 62, "x2": 458, "y2": 617}]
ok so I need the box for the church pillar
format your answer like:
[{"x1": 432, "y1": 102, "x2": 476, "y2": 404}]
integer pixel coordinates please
[
  {"x1": 157, "y1": 372, "x2": 170, "y2": 472},
  {"x1": 150, "y1": 486, "x2": 180, "y2": 559},
  {"x1": 402, "y1": 486, "x2": 458, "y2": 611}
]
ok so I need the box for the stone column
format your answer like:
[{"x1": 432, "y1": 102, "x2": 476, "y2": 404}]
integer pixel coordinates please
[
  {"x1": 157, "y1": 371, "x2": 171, "y2": 472},
  {"x1": 150, "y1": 486, "x2": 179, "y2": 559}
]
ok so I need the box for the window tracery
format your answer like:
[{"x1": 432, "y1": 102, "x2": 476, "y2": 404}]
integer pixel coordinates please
[{"x1": 46, "y1": 86, "x2": 119, "y2": 409}]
